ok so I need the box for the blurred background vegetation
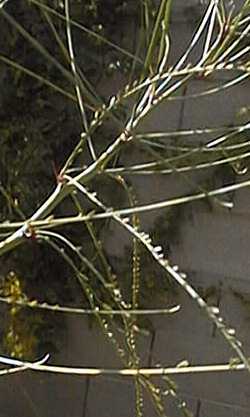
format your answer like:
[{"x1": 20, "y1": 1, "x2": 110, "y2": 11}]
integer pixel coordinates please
[{"x1": 0, "y1": 0, "x2": 165, "y2": 360}]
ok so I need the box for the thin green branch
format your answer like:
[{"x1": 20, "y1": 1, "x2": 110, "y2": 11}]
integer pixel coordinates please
[
  {"x1": 28, "y1": 0, "x2": 144, "y2": 64},
  {"x1": 0, "y1": 356, "x2": 247, "y2": 377},
  {"x1": 0, "y1": 296, "x2": 180, "y2": 316}
]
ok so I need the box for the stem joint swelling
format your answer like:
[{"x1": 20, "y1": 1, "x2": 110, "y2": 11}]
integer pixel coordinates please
[
  {"x1": 52, "y1": 161, "x2": 67, "y2": 185},
  {"x1": 120, "y1": 129, "x2": 133, "y2": 143},
  {"x1": 24, "y1": 224, "x2": 37, "y2": 241}
]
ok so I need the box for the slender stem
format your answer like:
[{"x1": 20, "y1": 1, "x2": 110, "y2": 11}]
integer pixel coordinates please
[
  {"x1": 64, "y1": 0, "x2": 96, "y2": 160},
  {"x1": 0, "y1": 356, "x2": 247, "y2": 377}
]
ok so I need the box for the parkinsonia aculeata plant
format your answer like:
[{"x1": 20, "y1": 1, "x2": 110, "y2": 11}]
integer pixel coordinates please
[{"x1": 0, "y1": 0, "x2": 250, "y2": 416}]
